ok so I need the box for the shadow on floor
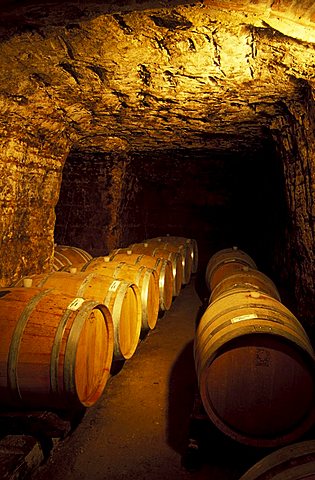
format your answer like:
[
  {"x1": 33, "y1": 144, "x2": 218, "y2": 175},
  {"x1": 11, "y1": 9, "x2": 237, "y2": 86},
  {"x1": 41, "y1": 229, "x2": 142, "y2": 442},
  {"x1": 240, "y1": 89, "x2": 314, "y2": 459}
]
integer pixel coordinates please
[
  {"x1": 193, "y1": 266, "x2": 210, "y2": 306},
  {"x1": 165, "y1": 339, "x2": 268, "y2": 477},
  {"x1": 166, "y1": 340, "x2": 198, "y2": 455},
  {"x1": 165, "y1": 281, "x2": 209, "y2": 458}
]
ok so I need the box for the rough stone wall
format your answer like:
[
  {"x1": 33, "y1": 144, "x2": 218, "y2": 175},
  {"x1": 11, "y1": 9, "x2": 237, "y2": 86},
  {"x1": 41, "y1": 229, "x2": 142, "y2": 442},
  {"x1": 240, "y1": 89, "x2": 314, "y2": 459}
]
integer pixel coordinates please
[
  {"x1": 204, "y1": 0, "x2": 315, "y2": 42},
  {"x1": 0, "y1": 4, "x2": 313, "y2": 154},
  {"x1": 270, "y1": 83, "x2": 315, "y2": 330},
  {"x1": 2, "y1": 1, "x2": 314, "y2": 42},
  {"x1": 0, "y1": 133, "x2": 69, "y2": 286},
  {"x1": 55, "y1": 150, "x2": 140, "y2": 256},
  {"x1": 55, "y1": 142, "x2": 286, "y2": 273}
]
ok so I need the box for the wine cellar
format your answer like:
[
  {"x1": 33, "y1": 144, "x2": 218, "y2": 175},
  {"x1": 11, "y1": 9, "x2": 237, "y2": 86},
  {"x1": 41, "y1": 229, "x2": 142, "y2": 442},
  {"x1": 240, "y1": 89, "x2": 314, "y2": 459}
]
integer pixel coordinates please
[{"x1": 0, "y1": 1, "x2": 314, "y2": 479}]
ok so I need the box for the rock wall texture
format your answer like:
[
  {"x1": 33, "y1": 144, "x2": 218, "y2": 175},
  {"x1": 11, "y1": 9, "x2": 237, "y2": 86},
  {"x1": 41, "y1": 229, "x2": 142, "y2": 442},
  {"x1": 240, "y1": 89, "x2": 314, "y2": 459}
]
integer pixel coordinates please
[
  {"x1": 204, "y1": 0, "x2": 315, "y2": 42},
  {"x1": 271, "y1": 84, "x2": 315, "y2": 330},
  {"x1": 55, "y1": 142, "x2": 286, "y2": 280},
  {"x1": 55, "y1": 147, "x2": 141, "y2": 256},
  {"x1": 0, "y1": 1, "x2": 314, "y2": 325},
  {"x1": 0, "y1": 133, "x2": 69, "y2": 286},
  {"x1": 0, "y1": 3, "x2": 313, "y2": 153}
]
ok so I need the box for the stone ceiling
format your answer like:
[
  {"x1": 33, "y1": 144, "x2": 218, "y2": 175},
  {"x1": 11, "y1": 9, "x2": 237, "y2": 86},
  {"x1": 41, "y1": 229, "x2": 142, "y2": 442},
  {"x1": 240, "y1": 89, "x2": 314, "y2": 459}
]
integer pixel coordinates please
[{"x1": 0, "y1": 1, "x2": 314, "y2": 152}]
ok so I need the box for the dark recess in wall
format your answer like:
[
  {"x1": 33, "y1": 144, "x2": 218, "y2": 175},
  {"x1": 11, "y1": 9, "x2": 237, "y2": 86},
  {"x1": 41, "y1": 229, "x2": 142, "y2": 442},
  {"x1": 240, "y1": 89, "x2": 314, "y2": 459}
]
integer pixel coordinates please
[
  {"x1": 55, "y1": 137, "x2": 288, "y2": 290},
  {"x1": 130, "y1": 142, "x2": 287, "y2": 277}
]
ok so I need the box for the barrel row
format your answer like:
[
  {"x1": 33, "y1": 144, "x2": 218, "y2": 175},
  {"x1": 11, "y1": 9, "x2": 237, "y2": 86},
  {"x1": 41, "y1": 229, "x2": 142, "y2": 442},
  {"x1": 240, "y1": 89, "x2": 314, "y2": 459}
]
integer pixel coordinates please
[
  {"x1": 53, "y1": 237, "x2": 198, "y2": 332},
  {"x1": 52, "y1": 238, "x2": 197, "y2": 355},
  {"x1": 205, "y1": 246, "x2": 281, "y2": 302},
  {"x1": 1, "y1": 236, "x2": 197, "y2": 412},
  {"x1": 52, "y1": 237, "x2": 197, "y2": 359},
  {"x1": 54, "y1": 236, "x2": 198, "y2": 295},
  {"x1": 195, "y1": 246, "x2": 315, "y2": 449}
]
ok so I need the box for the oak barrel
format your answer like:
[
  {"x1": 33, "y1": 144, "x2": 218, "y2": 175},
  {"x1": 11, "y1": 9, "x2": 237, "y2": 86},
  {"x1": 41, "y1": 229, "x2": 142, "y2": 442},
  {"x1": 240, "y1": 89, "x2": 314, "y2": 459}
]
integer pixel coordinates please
[
  {"x1": 0, "y1": 287, "x2": 113, "y2": 409},
  {"x1": 53, "y1": 244, "x2": 92, "y2": 271},
  {"x1": 153, "y1": 235, "x2": 198, "y2": 273},
  {"x1": 194, "y1": 290, "x2": 315, "y2": 447},
  {"x1": 129, "y1": 243, "x2": 183, "y2": 297},
  {"x1": 205, "y1": 246, "x2": 257, "y2": 291},
  {"x1": 145, "y1": 238, "x2": 192, "y2": 285},
  {"x1": 239, "y1": 439, "x2": 315, "y2": 479},
  {"x1": 209, "y1": 267, "x2": 281, "y2": 303},
  {"x1": 109, "y1": 249, "x2": 173, "y2": 311},
  {"x1": 15, "y1": 272, "x2": 141, "y2": 361},
  {"x1": 80, "y1": 257, "x2": 159, "y2": 332}
]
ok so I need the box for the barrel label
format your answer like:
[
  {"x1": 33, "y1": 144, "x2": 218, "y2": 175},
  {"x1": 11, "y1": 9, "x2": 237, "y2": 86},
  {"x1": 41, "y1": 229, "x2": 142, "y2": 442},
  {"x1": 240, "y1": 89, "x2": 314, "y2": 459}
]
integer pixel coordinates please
[
  {"x1": 109, "y1": 280, "x2": 120, "y2": 292},
  {"x1": 67, "y1": 297, "x2": 85, "y2": 311},
  {"x1": 231, "y1": 313, "x2": 258, "y2": 323}
]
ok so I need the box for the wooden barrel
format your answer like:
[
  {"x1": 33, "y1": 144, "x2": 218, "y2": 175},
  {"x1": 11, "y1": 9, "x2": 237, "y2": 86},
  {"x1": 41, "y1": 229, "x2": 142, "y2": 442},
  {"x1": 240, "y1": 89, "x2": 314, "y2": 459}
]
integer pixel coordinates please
[
  {"x1": 194, "y1": 290, "x2": 315, "y2": 447},
  {"x1": 80, "y1": 257, "x2": 159, "y2": 333},
  {"x1": 209, "y1": 267, "x2": 281, "y2": 303},
  {"x1": 109, "y1": 249, "x2": 173, "y2": 311},
  {"x1": 239, "y1": 439, "x2": 315, "y2": 479},
  {"x1": 14, "y1": 272, "x2": 141, "y2": 361},
  {"x1": 205, "y1": 246, "x2": 257, "y2": 291},
  {"x1": 53, "y1": 245, "x2": 92, "y2": 271},
  {"x1": 153, "y1": 235, "x2": 199, "y2": 274},
  {"x1": 0, "y1": 286, "x2": 114, "y2": 409},
  {"x1": 129, "y1": 243, "x2": 183, "y2": 297},
  {"x1": 145, "y1": 238, "x2": 192, "y2": 285}
]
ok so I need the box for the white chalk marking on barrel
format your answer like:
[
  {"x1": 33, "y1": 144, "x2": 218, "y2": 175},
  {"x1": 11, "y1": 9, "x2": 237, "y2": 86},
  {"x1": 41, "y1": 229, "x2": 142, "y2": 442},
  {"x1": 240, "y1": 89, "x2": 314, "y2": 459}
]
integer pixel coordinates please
[
  {"x1": 109, "y1": 280, "x2": 120, "y2": 292},
  {"x1": 231, "y1": 313, "x2": 258, "y2": 324},
  {"x1": 67, "y1": 297, "x2": 85, "y2": 311}
]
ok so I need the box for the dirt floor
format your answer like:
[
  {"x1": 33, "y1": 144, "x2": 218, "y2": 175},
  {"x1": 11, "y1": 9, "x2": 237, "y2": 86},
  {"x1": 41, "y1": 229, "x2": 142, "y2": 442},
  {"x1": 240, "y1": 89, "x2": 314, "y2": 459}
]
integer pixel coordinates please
[{"x1": 25, "y1": 273, "x2": 279, "y2": 480}]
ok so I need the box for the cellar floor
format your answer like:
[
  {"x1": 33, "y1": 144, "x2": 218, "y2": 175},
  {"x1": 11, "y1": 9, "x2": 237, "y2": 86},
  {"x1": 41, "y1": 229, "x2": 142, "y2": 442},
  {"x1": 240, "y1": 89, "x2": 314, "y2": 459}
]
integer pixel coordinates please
[{"x1": 27, "y1": 275, "x2": 272, "y2": 480}]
